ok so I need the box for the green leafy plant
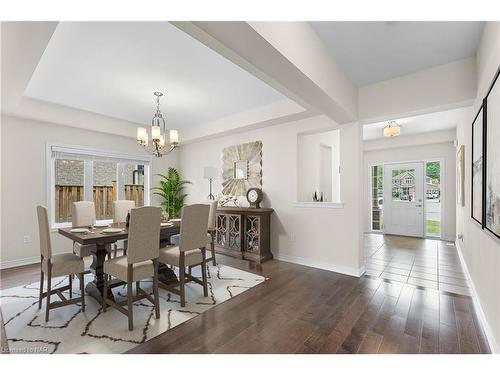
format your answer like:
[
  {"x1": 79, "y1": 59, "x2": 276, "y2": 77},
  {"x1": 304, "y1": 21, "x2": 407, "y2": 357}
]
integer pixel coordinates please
[{"x1": 152, "y1": 167, "x2": 191, "y2": 219}]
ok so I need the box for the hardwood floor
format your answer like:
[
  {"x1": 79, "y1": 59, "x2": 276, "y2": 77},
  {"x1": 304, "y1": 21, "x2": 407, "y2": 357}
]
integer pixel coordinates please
[{"x1": 1, "y1": 253, "x2": 490, "y2": 354}]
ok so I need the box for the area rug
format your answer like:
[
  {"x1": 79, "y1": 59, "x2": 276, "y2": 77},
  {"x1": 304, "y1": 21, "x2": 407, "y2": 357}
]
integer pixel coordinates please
[{"x1": 0, "y1": 264, "x2": 266, "y2": 354}]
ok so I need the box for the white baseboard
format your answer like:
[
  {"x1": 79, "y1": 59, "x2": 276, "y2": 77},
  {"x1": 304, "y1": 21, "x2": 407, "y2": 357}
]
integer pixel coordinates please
[
  {"x1": 455, "y1": 240, "x2": 498, "y2": 354},
  {"x1": 273, "y1": 253, "x2": 365, "y2": 277},
  {"x1": 0, "y1": 255, "x2": 40, "y2": 270}
]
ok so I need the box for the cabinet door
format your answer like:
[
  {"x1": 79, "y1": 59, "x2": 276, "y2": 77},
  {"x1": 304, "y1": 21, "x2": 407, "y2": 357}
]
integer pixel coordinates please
[
  {"x1": 216, "y1": 213, "x2": 241, "y2": 251},
  {"x1": 227, "y1": 214, "x2": 242, "y2": 250},
  {"x1": 215, "y1": 214, "x2": 227, "y2": 248},
  {"x1": 245, "y1": 215, "x2": 261, "y2": 253}
]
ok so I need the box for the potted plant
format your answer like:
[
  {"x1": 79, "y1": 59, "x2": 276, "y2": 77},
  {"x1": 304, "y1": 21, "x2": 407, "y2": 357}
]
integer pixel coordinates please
[{"x1": 152, "y1": 167, "x2": 191, "y2": 219}]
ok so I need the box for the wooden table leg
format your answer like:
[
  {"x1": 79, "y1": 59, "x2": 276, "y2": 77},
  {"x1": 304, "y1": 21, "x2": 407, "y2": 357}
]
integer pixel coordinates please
[{"x1": 86, "y1": 243, "x2": 114, "y2": 302}]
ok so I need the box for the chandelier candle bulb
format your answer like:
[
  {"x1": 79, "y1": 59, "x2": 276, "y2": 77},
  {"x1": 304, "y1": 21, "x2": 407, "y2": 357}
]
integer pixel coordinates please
[
  {"x1": 151, "y1": 125, "x2": 161, "y2": 141},
  {"x1": 170, "y1": 129, "x2": 179, "y2": 144}
]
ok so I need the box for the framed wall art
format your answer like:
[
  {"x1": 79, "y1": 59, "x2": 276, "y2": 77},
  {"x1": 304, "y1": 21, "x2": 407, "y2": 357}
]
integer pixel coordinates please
[
  {"x1": 485, "y1": 65, "x2": 500, "y2": 239},
  {"x1": 471, "y1": 105, "x2": 484, "y2": 226}
]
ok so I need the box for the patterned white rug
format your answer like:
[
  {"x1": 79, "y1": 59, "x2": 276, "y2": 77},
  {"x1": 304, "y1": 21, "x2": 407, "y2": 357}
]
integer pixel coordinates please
[{"x1": 0, "y1": 264, "x2": 266, "y2": 354}]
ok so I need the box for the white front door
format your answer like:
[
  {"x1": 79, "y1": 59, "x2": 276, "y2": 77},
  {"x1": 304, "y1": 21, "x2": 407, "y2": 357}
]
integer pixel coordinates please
[{"x1": 383, "y1": 162, "x2": 424, "y2": 237}]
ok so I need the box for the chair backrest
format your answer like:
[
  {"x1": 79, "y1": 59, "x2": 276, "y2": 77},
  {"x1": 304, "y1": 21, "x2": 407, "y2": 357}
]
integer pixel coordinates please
[
  {"x1": 113, "y1": 200, "x2": 135, "y2": 223},
  {"x1": 179, "y1": 204, "x2": 210, "y2": 252},
  {"x1": 206, "y1": 200, "x2": 218, "y2": 231},
  {"x1": 72, "y1": 201, "x2": 96, "y2": 227},
  {"x1": 36, "y1": 206, "x2": 52, "y2": 259},
  {"x1": 127, "y1": 206, "x2": 161, "y2": 264}
]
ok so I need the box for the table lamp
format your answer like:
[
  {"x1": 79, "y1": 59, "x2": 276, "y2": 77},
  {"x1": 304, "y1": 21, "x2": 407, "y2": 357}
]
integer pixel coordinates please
[{"x1": 203, "y1": 166, "x2": 218, "y2": 200}]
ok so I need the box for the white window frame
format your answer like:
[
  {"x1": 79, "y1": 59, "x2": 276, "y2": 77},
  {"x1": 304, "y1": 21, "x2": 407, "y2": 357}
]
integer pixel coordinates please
[{"x1": 47, "y1": 143, "x2": 152, "y2": 230}]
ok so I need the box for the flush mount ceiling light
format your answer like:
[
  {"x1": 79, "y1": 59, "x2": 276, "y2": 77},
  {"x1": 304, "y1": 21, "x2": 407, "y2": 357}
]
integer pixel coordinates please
[
  {"x1": 383, "y1": 120, "x2": 401, "y2": 137},
  {"x1": 137, "y1": 91, "x2": 179, "y2": 157}
]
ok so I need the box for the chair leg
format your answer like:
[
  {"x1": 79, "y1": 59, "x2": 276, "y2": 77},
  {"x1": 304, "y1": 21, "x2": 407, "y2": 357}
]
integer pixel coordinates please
[
  {"x1": 38, "y1": 270, "x2": 44, "y2": 309},
  {"x1": 127, "y1": 265, "x2": 133, "y2": 331},
  {"x1": 79, "y1": 273, "x2": 85, "y2": 312},
  {"x1": 69, "y1": 274, "x2": 73, "y2": 299},
  {"x1": 179, "y1": 257, "x2": 186, "y2": 308},
  {"x1": 201, "y1": 248, "x2": 208, "y2": 297},
  {"x1": 211, "y1": 238, "x2": 216, "y2": 266},
  {"x1": 153, "y1": 259, "x2": 160, "y2": 319},
  {"x1": 45, "y1": 266, "x2": 52, "y2": 322}
]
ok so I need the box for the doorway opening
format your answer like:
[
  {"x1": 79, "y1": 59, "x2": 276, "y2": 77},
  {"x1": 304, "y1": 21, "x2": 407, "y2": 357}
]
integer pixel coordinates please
[{"x1": 369, "y1": 160, "x2": 443, "y2": 239}]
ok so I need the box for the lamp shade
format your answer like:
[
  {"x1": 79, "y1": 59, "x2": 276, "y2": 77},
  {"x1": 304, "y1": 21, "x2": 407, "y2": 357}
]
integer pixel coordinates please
[
  {"x1": 383, "y1": 121, "x2": 401, "y2": 137},
  {"x1": 203, "y1": 166, "x2": 218, "y2": 179}
]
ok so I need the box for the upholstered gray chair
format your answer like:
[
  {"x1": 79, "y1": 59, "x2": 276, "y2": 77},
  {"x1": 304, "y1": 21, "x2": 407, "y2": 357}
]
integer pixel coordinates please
[
  {"x1": 159, "y1": 204, "x2": 210, "y2": 307},
  {"x1": 112, "y1": 200, "x2": 135, "y2": 256},
  {"x1": 171, "y1": 200, "x2": 218, "y2": 268},
  {"x1": 37, "y1": 206, "x2": 85, "y2": 322},
  {"x1": 102, "y1": 206, "x2": 161, "y2": 331},
  {"x1": 72, "y1": 201, "x2": 97, "y2": 259},
  {"x1": 72, "y1": 201, "x2": 113, "y2": 261},
  {"x1": 113, "y1": 200, "x2": 135, "y2": 223}
]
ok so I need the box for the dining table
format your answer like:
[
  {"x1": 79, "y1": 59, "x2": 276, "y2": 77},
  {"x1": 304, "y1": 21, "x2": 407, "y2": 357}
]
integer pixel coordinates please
[{"x1": 58, "y1": 221, "x2": 181, "y2": 302}]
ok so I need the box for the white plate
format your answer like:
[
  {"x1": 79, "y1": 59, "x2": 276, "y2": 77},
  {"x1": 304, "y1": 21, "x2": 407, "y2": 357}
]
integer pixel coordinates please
[
  {"x1": 161, "y1": 222, "x2": 173, "y2": 227},
  {"x1": 70, "y1": 228, "x2": 89, "y2": 233},
  {"x1": 94, "y1": 223, "x2": 109, "y2": 228},
  {"x1": 101, "y1": 228, "x2": 123, "y2": 234}
]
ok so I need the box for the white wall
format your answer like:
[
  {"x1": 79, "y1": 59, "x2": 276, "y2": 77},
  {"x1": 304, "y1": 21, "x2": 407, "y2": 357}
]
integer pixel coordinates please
[
  {"x1": 297, "y1": 129, "x2": 340, "y2": 202},
  {"x1": 179, "y1": 115, "x2": 365, "y2": 276},
  {"x1": 363, "y1": 140, "x2": 456, "y2": 241},
  {"x1": 455, "y1": 22, "x2": 500, "y2": 352},
  {"x1": 0, "y1": 115, "x2": 178, "y2": 268}
]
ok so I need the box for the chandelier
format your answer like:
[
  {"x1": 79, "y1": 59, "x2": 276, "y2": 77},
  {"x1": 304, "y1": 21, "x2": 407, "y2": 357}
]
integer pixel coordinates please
[
  {"x1": 383, "y1": 120, "x2": 401, "y2": 137},
  {"x1": 137, "y1": 92, "x2": 179, "y2": 157}
]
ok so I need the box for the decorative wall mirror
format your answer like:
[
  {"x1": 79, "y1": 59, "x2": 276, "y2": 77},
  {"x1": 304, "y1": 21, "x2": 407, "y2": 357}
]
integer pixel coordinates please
[
  {"x1": 234, "y1": 160, "x2": 248, "y2": 179},
  {"x1": 222, "y1": 141, "x2": 262, "y2": 196}
]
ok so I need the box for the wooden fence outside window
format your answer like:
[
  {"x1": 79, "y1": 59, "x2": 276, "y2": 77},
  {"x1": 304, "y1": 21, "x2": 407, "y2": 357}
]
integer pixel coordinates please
[{"x1": 55, "y1": 182, "x2": 144, "y2": 223}]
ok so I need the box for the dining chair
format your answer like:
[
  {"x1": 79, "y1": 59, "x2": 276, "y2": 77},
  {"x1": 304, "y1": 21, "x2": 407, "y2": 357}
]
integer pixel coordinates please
[
  {"x1": 112, "y1": 200, "x2": 135, "y2": 257},
  {"x1": 72, "y1": 201, "x2": 112, "y2": 261},
  {"x1": 37, "y1": 206, "x2": 85, "y2": 322},
  {"x1": 102, "y1": 206, "x2": 161, "y2": 331},
  {"x1": 171, "y1": 200, "x2": 218, "y2": 271},
  {"x1": 158, "y1": 204, "x2": 210, "y2": 307}
]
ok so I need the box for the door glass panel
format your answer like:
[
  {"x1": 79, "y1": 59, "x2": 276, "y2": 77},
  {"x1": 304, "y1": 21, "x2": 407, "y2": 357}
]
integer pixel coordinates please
[
  {"x1": 371, "y1": 165, "x2": 383, "y2": 230},
  {"x1": 425, "y1": 161, "x2": 441, "y2": 237},
  {"x1": 391, "y1": 168, "x2": 416, "y2": 202}
]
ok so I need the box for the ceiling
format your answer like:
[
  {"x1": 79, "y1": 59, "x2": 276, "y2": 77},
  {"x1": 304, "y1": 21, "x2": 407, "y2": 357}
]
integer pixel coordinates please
[
  {"x1": 310, "y1": 21, "x2": 484, "y2": 87},
  {"x1": 363, "y1": 107, "x2": 467, "y2": 140},
  {"x1": 24, "y1": 22, "x2": 286, "y2": 128}
]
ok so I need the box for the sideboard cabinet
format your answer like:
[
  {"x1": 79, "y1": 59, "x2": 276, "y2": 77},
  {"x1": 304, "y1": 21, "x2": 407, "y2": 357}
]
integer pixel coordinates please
[{"x1": 215, "y1": 207, "x2": 274, "y2": 263}]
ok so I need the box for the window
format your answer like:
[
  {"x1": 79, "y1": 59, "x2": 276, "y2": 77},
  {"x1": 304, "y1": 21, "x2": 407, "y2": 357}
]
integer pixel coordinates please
[
  {"x1": 48, "y1": 144, "x2": 151, "y2": 228},
  {"x1": 425, "y1": 160, "x2": 442, "y2": 237},
  {"x1": 391, "y1": 169, "x2": 415, "y2": 202},
  {"x1": 370, "y1": 165, "x2": 383, "y2": 231}
]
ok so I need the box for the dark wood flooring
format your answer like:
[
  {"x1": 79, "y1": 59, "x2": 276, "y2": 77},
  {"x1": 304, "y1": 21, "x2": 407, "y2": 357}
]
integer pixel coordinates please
[{"x1": 0, "y1": 255, "x2": 491, "y2": 354}]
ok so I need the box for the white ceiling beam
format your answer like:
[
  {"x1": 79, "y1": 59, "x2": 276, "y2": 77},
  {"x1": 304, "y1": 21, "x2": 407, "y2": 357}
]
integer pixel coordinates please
[
  {"x1": 358, "y1": 57, "x2": 477, "y2": 124},
  {"x1": 172, "y1": 21, "x2": 358, "y2": 124}
]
